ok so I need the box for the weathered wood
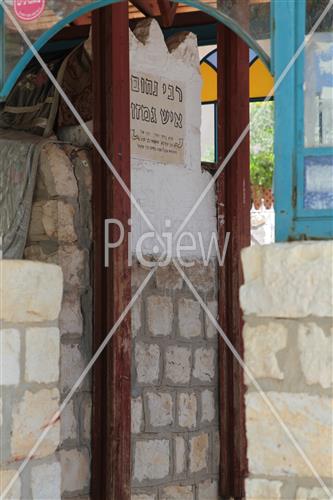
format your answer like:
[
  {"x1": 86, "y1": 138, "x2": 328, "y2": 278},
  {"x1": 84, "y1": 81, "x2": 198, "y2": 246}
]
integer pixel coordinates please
[
  {"x1": 171, "y1": 10, "x2": 216, "y2": 27},
  {"x1": 131, "y1": 0, "x2": 161, "y2": 18},
  {"x1": 157, "y1": 0, "x2": 178, "y2": 27},
  {"x1": 91, "y1": 4, "x2": 131, "y2": 500},
  {"x1": 53, "y1": 24, "x2": 90, "y2": 41},
  {"x1": 107, "y1": 4, "x2": 131, "y2": 499},
  {"x1": 91, "y1": 8, "x2": 107, "y2": 500},
  {"x1": 217, "y1": 23, "x2": 250, "y2": 499}
]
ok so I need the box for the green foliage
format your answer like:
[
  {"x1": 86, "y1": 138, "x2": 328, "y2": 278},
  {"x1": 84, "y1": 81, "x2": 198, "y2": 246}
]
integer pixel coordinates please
[
  {"x1": 250, "y1": 150, "x2": 274, "y2": 187},
  {"x1": 250, "y1": 101, "x2": 275, "y2": 188}
]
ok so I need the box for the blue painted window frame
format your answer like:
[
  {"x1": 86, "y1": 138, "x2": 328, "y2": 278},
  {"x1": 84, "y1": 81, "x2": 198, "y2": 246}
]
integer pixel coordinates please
[{"x1": 273, "y1": 0, "x2": 333, "y2": 240}]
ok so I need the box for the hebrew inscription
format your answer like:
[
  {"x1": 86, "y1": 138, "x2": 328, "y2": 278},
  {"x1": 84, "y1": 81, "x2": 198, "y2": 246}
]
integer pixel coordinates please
[{"x1": 130, "y1": 72, "x2": 185, "y2": 164}]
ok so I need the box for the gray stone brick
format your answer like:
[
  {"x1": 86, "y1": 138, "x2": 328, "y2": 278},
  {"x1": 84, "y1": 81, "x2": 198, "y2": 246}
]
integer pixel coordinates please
[
  {"x1": 147, "y1": 392, "x2": 173, "y2": 428},
  {"x1": 178, "y1": 298, "x2": 202, "y2": 339},
  {"x1": 198, "y1": 479, "x2": 219, "y2": 499},
  {"x1": 165, "y1": 346, "x2": 191, "y2": 384},
  {"x1": 178, "y1": 392, "x2": 197, "y2": 429},
  {"x1": 134, "y1": 440, "x2": 170, "y2": 482},
  {"x1": 205, "y1": 300, "x2": 218, "y2": 339},
  {"x1": 193, "y1": 348, "x2": 215, "y2": 382},
  {"x1": 147, "y1": 296, "x2": 173, "y2": 336},
  {"x1": 135, "y1": 343, "x2": 160, "y2": 384},
  {"x1": 160, "y1": 485, "x2": 194, "y2": 499},
  {"x1": 185, "y1": 260, "x2": 216, "y2": 293},
  {"x1": 201, "y1": 390, "x2": 215, "y2": 423},
  {"x1": 156, "y1": 264, "x2": 183, "y2": 290},
  {"x1": 60, "y1": 448, "x2": 90, "y2": 493},
  {"x1": 174, "y1": 436, "x2": 186, "y2": 474},
  {"x1": 132, "y1": 297, "x2": 142, "y2": 338},
  {"x1": 132, "y1": 396, "x2": 143, "y2": 434},
  {"x1": 189, "y1": 433, "x2": 209, "y2": 473}
]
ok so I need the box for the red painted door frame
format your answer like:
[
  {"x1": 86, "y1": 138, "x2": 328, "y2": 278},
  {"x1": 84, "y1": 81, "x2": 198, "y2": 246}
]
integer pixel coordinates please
[
  {"x1": 217, "y1": 24, "x2": 250, "y2": 499},
  {"x1": 90, "y1": 8, "x2": 250, "y2": 499},
  {"x1": 91, "y1": 3, "x2": 131, "y2": 499}
]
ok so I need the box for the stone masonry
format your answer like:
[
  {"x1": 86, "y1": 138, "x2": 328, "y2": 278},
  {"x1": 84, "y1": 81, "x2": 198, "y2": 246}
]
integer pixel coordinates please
[
  {"x1": 20, "y1": 139, "x2": 222, "y2": 500},
  {"x1": 129, "y1": 19, "x2": 220, "y2": 499},
  {"x1": 24, "y1": 142, "x2": 92, "y2": 498},
  {"x1": 6, "y1": 18, "x2": 222, "y2": 499},
  {"x1": 0, "y1": 260, "x2": 63, "y2": 499},
  {"x1": 20, "y1": 183, "x2": 221, "y2": 500},
  {"x1": 131, "y1": 260, "x2": 220, "y2": 500},
  {"x1": 240, "y1": 241, "x2": 333, "y2": 500}
]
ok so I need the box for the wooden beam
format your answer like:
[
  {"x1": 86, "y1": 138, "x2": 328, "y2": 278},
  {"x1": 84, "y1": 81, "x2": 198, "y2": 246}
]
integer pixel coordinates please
[
  {"x1": 72, "y1": 12, "x2": 92, "y2": 25},
  {"x1": 130, "y1": 0, "x2": 160, "y2": 18},
  {"x1": 91, "y1": 3, "x2": 131, "y2": 500},
  {"x1": 157, "y1": 0, "x2": 178, "y2": 27},
  {"x1": 129, "y1": 9, "x2": 216, "y2": 30},
  {"x1": 52, "y1": 25, "x2": 90, "y2": 41},
  {"x1": 169, "y1": 10, "x2": 215, "y2": 27},
  {"x1": 217, "y1": 23, "x2": 250, "y2": 499}
]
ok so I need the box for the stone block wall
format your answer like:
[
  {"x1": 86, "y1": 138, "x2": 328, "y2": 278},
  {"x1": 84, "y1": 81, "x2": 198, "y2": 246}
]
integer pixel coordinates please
[
  {"x1": 240, "y1": 241, "x2": 333, "y2": 499},
  {"x1": 5, "y1": 18, "x2": 221, "y2": 499},
  {"x1": 0, "y1": 260, "x2": 63, "y2": 499},
  {"x1": 131, "y1": 260, "x2": 220, "y2": 499},
  {"x1": 129, "y1": 19, "x2": 220, "y2": 499},
  {"x1": 24, "y1": 142, "x2": 93, "y2": 498},
  {"x1": 21, "y1": 138, "x2": 221, "y2": 499}
]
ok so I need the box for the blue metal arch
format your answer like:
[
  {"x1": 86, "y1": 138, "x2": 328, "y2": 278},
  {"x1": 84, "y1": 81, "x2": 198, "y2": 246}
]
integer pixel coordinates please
[
  {"x1": 0, "y1": 0, "x2": 271, "y2": 101},
  {"x1": 0, "y1": 0, "x2": 118, "y2": 100},
  {"x1": 179, "y1": 0, "x2": 270, "y2": 68}
]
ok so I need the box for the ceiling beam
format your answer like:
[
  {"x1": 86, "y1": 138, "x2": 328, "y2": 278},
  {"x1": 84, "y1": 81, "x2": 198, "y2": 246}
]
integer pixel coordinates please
[
  {"x1": 130, "y1": 0, "x2": 160, "y2": 18},
  {"x1": 157, "y1": 0, "x2": 178, "y2": 27},
  {"x1": 129, "y1": 10, "x2": 215, "y2": 31}
]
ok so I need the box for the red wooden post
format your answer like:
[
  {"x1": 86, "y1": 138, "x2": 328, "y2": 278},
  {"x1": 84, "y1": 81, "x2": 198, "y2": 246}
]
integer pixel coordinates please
[
  {"x1": 92, "y1": 4, "x2": 131, "y2": 499},
  {"x1": 217, "y1": 24, "x2": 250, "y2": 499}
]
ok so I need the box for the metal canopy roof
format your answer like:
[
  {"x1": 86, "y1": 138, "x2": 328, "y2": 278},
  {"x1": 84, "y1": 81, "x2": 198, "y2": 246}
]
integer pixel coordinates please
[{"x1": 0, "y1": 0, "x2": 271, "y2": 101}]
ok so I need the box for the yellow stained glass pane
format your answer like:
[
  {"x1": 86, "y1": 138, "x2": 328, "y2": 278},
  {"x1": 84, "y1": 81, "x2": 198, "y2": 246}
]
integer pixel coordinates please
[
  {"x1": 249, "y1": 58, "x2": 274, "y2": 100},
  {"x1": 201, "y1": 62, "x2": 217, "y2": 103},
  {"x1": 200, "y1": 55, "x2": 273, "y2": 103}
]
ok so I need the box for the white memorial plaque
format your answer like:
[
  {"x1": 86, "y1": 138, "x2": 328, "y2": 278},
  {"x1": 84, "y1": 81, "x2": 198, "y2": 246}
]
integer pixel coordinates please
[{"x1": 130, "y1": 72, "x2": 185, "y2": 164}]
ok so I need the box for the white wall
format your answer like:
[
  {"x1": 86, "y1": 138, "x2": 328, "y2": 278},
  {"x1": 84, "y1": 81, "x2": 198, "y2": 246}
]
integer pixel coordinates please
[{"x1": 130, "y1": 20, "x2": 217, "y2": 258}]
